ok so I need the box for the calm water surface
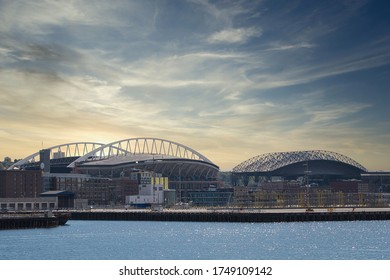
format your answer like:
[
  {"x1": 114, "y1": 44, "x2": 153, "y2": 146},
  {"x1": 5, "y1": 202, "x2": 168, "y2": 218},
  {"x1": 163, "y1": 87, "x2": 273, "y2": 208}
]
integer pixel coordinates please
[{"x1": 1, "y1": 220, "x2": 389, "y2": 260}]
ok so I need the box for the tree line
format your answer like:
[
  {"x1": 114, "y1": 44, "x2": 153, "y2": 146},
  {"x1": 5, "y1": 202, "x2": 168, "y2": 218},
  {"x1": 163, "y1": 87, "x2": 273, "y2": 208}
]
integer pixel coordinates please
[{"x1": 0, "y1": 157, "x2": 21, "y2": 170}]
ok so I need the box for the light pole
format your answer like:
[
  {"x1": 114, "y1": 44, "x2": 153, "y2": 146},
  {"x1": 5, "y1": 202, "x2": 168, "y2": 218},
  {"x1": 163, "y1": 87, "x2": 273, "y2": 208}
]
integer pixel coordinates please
[
  {"x1": 303, "y1": 161, "x2": 312, "y2": 210},
  {"x1": 178, "y1": 163, "x2": 182, "y2": 203}
]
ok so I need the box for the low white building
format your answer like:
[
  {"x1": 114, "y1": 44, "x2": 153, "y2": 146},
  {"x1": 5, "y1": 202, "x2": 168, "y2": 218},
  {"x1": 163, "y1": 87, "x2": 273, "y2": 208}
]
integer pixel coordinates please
[
  {"x1": 126, "y1": 183, "x2": 164, "y2": 206},
  {"x1": 126, "y1": 171, "x2": 167, "y2": 207},
  {"x1": 0, "y1": 197, "x2": 57, "y2": 211}
]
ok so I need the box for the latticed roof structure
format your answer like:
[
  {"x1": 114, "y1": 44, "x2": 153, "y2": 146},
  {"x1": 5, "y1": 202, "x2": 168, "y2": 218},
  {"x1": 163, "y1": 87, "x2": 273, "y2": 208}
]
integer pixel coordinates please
[{"x1": 233, "y1": 150, "x2": 367, "y2": 174}]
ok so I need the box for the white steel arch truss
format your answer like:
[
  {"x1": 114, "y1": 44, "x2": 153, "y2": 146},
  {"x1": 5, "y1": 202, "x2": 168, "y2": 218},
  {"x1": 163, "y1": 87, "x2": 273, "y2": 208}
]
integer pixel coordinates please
[
  {"x1": 8, "y1": 142, "x2": 105, "y2": 170},
  {"x1": 68, "y1": 138, "x2": 214, "y2": 168}
]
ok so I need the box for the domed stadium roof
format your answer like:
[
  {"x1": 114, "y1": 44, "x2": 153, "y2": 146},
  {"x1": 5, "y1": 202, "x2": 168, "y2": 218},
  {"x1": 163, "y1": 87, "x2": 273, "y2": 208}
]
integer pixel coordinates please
[{"x1": 233, "y1": 150, "x2": 367, "y2": 175}]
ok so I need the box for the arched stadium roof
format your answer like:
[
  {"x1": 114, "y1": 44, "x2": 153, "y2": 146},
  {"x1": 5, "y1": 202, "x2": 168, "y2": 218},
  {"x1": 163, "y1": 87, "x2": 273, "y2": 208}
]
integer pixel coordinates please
[
  {"x1": 8, "y1": 142, "x2": 105, "y2": 170},
  {"x1": 68, "y1": 138, "x2": 215, "y2": 168},
  {"x1": 69, "y1": 138, "x2": 219, "y2": 179},
  {"x1": 8, "y1": 138, "x2": 219, "y2": 179},
  {"x1": 233, "y1": 150, "x2": 367, "y2": 173}
]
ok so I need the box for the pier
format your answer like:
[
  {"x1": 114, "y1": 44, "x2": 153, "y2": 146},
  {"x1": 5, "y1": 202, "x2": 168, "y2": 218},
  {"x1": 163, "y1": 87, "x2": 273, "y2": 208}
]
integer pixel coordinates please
[
  {"x1": 0, "y1": 212, "x2": 70, "y2": 230},
  {"x1": 69, "y1": 208, "x2": 390, "y2": 223}
]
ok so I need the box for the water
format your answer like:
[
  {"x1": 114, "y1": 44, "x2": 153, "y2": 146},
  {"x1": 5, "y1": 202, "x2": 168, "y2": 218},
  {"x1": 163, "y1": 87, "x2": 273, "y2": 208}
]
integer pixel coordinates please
[{"x1": 1, "y1": 220, "x2": 389, "y2": 260}]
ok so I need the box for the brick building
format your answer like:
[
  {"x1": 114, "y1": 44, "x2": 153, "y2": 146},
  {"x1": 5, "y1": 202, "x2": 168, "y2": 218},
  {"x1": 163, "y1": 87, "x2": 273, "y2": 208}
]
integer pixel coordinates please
[
  {"x1": 0, "y1": 170, "x2": 42, "y2": 198},
  {"x1": 53, "y1": 175, "x2": 139, "y2": 205},
  {"x1": 330, "y1": 180, "x2": 375, "y2": 193}
]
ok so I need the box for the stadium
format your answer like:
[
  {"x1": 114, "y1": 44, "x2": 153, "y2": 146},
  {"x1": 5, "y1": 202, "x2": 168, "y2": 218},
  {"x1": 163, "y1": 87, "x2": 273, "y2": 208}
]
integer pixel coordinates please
[
  {"x1": 232, "y1": 150, "x2": 368, "y2": 186},
  {"x1": 229, "y1": 150, "x2": 389, "y2": 208},
  {"x1": 9, "y1": 138, "x2": 219, "y2": 178},
  {"x1": 6, "y1": 138, "x2": 220, "y2": 205}
]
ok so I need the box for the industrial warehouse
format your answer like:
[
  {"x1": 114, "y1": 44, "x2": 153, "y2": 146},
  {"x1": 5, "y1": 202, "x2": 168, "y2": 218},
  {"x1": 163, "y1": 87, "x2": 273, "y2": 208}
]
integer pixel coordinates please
[{"x1": 1, "y1": 137, "x2": 390, "y2": 210}]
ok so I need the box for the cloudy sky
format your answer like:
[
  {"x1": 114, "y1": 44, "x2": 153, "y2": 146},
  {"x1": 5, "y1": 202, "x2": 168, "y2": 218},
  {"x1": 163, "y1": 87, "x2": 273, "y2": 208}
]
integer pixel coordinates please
[{"x1": 0, "y1": 0, "x2": 389, "y2": 171}]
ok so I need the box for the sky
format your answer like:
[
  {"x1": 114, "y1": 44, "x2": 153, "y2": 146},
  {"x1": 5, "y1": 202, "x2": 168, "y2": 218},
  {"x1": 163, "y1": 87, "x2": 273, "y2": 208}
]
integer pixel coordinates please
[{"x1": 0, "y1": 0, "x2": 389, "y2": 171}]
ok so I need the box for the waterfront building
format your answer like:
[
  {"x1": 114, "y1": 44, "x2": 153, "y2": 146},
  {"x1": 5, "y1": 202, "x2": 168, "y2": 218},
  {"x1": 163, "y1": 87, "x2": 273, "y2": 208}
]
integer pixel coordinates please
[
  {"x1": 330, "y1": 180, "x2": 374, "y2": 193},
  {"x1": 361, "y1": 172, "x2": 390, "y2": 192},
  {"x1": 53, "y1": 174, "x2": 139, "y2": 205},
  {"x1": 0, "y1": 197, "x2": 57, "y2": 211},
  {"x1": 125, "y1": 171, "x2": 167, "y2": 207},
  {"x1": 187, "y1": 186, "x2": 233, "y2": 206},
  {"x1": 0, "y1": 170, "x2": 42, "y2": 198},
  {"x1": 0, "y1": 190, "x2": 81, "y2": 210}
]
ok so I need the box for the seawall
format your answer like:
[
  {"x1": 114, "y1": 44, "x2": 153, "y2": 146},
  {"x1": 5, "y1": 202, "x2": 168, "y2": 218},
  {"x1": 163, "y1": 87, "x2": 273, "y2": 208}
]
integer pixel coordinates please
[{"x1": 70, "y1": 209, "x2": 390, "y2": 223}]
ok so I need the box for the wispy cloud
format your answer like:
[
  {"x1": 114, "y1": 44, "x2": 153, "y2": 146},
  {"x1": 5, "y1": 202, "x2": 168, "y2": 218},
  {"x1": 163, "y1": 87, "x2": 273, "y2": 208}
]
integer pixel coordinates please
[
  {"x1": 207, "y1": 27, "x2": 262, "y2": 44},
  {"x1": 0, "y1": 0, "x2": 389, "y2": 171},
  {"x1": 266, "y1": 42, "x2": 315, "y2": 51}
]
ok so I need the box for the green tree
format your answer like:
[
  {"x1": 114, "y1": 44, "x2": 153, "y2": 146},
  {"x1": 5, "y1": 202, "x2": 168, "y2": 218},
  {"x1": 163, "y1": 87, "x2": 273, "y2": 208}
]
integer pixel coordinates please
[{"x1": 2, "y1": 157, "x2": 12, "y2": 169}]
